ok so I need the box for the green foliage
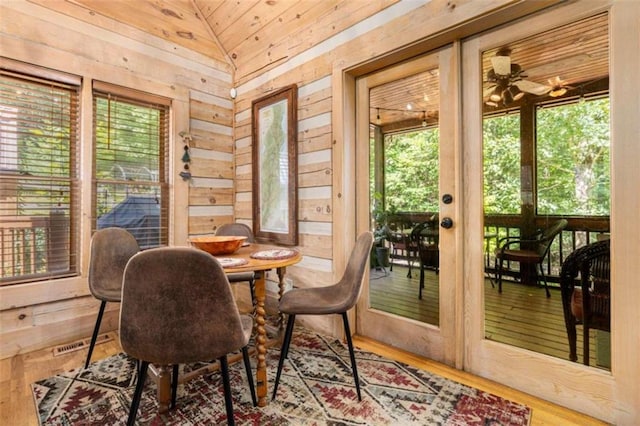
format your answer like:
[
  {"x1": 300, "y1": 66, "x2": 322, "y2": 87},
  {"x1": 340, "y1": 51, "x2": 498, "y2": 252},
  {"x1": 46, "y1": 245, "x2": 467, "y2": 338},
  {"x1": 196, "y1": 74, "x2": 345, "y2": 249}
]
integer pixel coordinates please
[
  {"x1": 483, "y1": 114, "x2": 521, "y2": 214},
  {"x1": 536, "y1": 98, "x2": 610, "y2": 215},
  {"x1": 383, "y1": 128, "x2": 439, "y2": 212},
  {"x1": 371, "y1": 97, "x2": 610, "y2": 219}
]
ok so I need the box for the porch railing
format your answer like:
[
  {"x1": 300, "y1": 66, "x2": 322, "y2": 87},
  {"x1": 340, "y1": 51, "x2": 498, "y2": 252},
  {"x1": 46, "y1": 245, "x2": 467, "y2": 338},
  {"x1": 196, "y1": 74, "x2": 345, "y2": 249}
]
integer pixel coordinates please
[
  {"x1": 1, "y1": 214, "x2": 71, "y2": 284},
  {"x1": 388, "y1": 212, "x2": 610, "y2": 286}
]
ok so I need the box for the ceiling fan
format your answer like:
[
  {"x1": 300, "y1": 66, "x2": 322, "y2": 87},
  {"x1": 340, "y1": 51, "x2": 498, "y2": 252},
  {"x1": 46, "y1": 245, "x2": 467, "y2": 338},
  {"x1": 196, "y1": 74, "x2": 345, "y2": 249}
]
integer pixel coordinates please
[{"x1": 484, "y1": 47, "x2": 552, "y2": 107}]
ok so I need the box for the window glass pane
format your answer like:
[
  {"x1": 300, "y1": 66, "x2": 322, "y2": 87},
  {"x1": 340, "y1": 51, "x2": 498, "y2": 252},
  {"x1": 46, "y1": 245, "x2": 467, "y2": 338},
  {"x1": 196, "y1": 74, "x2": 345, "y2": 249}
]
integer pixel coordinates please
[
  {"x1": 536, "y1": 98, "x2": 610, "y2": 215},
  {"x1": 93, "y1": 93, "x2": 169, "y2": 249},
  {"x1": 383, "y1": 129, "x2": 439, "y2": 212},
  {"x1": 1, "y1": 73, "x2": 79, "y2": 284},
  {"x1": 483, "y1": 113, "x2": 521, "y2": 214}
]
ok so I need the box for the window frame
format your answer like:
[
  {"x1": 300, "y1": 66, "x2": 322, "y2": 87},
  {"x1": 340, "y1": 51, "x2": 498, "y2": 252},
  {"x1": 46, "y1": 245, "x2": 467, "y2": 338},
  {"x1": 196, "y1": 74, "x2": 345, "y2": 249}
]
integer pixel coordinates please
[
  {"x1": 91, "y1": 81, "x2": 171, "y2": 249},
  {"x1": 0, "y1": 62, "x2": 81, "y2": 285}
]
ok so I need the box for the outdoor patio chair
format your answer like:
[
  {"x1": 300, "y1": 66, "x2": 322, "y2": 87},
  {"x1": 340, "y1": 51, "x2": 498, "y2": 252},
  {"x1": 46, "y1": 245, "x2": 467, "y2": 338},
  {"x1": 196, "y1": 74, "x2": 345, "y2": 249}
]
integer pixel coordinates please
[
  {"x1": 387, "y1": 219, "x2": 418, "y2": 277},
  {"x1": 559, "y1": 239, "x2": 610, "y2": 365},
  {"x1": 85, "y1": 227, "x2": 139, "y2": 368},
  {"x1": 120, "y1": 247, "x2": 256, "y2": 426},
  {"x1": 494, "y1": 219, "x2": 568, "y2": 297},
  {"x1": 272, "y1": 232, "x2": 374, "y2": 401},
  {"x1": 411, "y1": 219, "x2": 439, "y2": 299}
]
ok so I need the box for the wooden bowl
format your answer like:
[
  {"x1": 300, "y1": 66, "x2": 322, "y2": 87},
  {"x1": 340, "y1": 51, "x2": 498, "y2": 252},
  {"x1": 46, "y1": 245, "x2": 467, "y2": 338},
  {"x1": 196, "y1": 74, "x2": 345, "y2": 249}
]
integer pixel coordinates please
[{"x1": 190, "y1": 236, "x2": 247, "y2": 255}]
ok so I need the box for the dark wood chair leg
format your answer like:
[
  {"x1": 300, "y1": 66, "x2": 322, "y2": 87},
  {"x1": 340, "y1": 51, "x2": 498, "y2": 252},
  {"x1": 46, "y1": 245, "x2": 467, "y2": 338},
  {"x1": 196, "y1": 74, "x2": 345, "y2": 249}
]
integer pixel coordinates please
[
  {"x1": 242, "y1": 346, "x2": 257, "y2": 406},
  {"x1": 272, "y1": 314, "x2": 296, "y2": 400},
  {"x1": 497, "y1": 257, "x2": 504, "y2": 293},
  {"x1": 127, "y1": 360, "x2": 149, "y2": 426},
  {"x1": 341, "y1": 312, "x2": 362, "y2": 401},
  {"x1": 219, "y1": 355, "x2": 235, "y2": 426},
  {"x1": 538, "y1": 263, "x2": 551, "y2": 298},
  {"x1": 85, "y1": 301, "x2": 107, "y2": 368}
]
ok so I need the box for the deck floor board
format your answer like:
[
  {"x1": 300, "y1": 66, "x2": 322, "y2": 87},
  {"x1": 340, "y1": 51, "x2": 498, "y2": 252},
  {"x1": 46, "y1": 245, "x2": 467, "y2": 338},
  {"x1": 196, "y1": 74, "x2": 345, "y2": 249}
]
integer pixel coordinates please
[{"x1": 369, "y1": 264, "x2": 605, "y2": 367}]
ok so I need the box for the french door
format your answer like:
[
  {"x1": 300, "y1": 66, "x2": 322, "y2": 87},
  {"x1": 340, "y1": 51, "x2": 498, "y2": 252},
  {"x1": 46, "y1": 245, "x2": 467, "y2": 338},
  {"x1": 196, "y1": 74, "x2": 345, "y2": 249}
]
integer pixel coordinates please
[
  {"x1": 351, "y1": 2, "x2": 637, "y2": 423},
  {"x1": 356, "y1": 45, "x2": 462, "y2": 367}
]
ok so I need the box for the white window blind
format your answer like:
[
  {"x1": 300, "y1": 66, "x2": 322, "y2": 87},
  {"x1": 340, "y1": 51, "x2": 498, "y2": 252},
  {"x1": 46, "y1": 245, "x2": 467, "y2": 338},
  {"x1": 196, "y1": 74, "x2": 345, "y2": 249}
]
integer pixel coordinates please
[
  {"x1": 0, "y1": 69, "x2": 80, "y2": 285},
  {"x1": 92, "y1": 86, "x2": 169, "y2": 249}
]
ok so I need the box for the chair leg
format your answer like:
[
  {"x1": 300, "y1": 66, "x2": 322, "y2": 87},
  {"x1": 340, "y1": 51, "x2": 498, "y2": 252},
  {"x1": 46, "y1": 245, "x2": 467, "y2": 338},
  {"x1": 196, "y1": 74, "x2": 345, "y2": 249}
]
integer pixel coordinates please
[
  {"x1": 219, "y1": 355, "x2": 235, "y2": 426},
  {"x1": 85, "y1": 300, "x2": 107, "y2": 368},
  {"x1": 248, "y1": 277, "x2": 256, "y2": 310},
  {"x1": 127, "y1": 360, "x2": 149, "y2": 426},
  {"x1": 419, "y1": 267, "x2": 424, "y2": 300},
  {"x1": 537, "y1": 264, "x2": 551, "y2": 298},
  {"x1": 171, "y1": 364, "x2": 179, "y2": 409},
  {"x1": 242, "y1": 346, "x2": 257, "y2": 406},
  {"x1": 341, "y1": 312, "x2": 362, "y2": 401},
  {"x1": 583, "y1": 324, "x2": 590, "y2": 366},
  {"x1": 272, "y1": 314, "x2": 296, "y2": 400},
  {"x1": 497, "y1": 257, "x2": 504, "y2": 293}
]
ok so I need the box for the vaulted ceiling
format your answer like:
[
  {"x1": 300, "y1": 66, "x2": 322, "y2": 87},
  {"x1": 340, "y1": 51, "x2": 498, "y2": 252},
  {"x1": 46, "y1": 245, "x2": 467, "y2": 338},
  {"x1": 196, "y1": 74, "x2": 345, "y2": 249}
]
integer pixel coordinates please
[
  {"x1": 31, "y1": 1, "x2": 608, "y2": 129},
  {"x1": 30, "y1": 0, "x2": 399, "y2": 81}
]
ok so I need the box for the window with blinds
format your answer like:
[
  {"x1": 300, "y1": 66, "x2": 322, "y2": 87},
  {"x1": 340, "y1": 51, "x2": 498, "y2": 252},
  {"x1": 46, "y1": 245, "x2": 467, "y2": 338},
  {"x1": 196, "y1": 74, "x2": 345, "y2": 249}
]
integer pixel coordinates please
[
  {"x1": 0, "y1": 70, "x2": 80, "y2": 285},
  {"x1": 92, "y1": 85, "x2": 169, "y2": 249}
]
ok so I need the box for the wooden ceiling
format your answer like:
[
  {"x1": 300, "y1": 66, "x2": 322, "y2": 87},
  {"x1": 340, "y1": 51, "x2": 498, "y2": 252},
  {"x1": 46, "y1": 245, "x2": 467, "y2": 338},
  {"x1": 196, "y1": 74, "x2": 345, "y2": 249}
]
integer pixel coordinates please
[
  {"x1": 31, "y1": 2, "x2": 608, "y2": 130},
  {"x1": 31, "y1": 0, "x2": 398, "y2": 79}
]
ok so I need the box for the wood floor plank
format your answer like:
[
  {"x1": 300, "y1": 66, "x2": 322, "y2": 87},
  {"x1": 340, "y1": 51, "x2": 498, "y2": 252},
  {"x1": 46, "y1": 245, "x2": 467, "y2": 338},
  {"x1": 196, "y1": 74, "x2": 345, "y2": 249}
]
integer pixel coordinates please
[
  {"x1": 369, "y1": 263, "x2": 604, "y2": 367},
  {"x1": 0, "y1": 282, "x2": 605, "y2": 426}
]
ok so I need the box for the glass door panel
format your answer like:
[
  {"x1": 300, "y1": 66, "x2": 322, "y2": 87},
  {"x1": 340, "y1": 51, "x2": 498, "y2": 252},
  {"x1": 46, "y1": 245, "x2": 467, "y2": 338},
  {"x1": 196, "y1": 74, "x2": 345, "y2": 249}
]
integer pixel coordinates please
[
  {"x1": 480, "y1": 13, "x2": 611, "y2": 370},
  {"x1": 357, "y1": 46, "x2": 459, "y2": 364}
]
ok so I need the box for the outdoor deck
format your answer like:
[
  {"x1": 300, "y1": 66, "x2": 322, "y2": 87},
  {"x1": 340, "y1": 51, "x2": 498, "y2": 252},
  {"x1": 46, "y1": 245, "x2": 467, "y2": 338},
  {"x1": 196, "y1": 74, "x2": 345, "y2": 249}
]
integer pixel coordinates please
[{"x1": 369, "y1": 264, "x2": 607, "y2": 368}]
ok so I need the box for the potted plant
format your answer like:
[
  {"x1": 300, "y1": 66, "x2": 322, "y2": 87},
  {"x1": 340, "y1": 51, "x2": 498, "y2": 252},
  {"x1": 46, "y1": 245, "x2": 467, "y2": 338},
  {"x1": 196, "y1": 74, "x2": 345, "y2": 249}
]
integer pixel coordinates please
[{"x1": 371, "y1": 193, "x2": 392, "y2": 268}]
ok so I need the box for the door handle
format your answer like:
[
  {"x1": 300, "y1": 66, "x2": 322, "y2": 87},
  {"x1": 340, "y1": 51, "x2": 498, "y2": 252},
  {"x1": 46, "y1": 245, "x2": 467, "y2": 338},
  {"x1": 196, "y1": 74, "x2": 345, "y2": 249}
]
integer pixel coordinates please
[{"x1": 440, "y1": 217, "x2": 453, "y2": 229}]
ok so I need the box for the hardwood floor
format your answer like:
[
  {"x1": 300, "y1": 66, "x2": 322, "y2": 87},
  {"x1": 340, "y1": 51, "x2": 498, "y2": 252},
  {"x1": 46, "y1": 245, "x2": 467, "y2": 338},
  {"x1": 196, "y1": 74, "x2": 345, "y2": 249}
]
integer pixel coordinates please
[
  {"x1": 370, "y1": 263, "x2": 606, "y2": 366},
  {"x1": 0, "y1": 280, "x2": 606, "y2": 426}
]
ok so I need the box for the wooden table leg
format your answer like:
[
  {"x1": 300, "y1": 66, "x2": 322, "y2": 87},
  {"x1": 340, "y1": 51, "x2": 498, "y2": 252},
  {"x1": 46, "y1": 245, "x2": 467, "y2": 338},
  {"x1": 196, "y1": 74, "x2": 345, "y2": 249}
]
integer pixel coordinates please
[
  {"x1": 153, "y1": 364, "x2": 172, "y2": 413},
  {"x1": 277, "y1": 267, "x2": 286, "y2": 330},
  {"x1": 253, "y1": 270, "x2": 268, "y2": 407}
]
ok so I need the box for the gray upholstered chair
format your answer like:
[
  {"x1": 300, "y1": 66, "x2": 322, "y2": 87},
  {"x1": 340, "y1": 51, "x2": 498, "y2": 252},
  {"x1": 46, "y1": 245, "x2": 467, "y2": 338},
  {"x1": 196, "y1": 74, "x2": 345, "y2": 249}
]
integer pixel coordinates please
[
  {"x1": 119, "y1": 247, "x2": 256, "y2": 426},
  {"x1": 272, "y1": 231, "x2": 374, "y2": 401},
  {"x1": 216, "y1": 223, "x2": 256, "y2": 304},
  {"x1": 85, "y1": 227, "x2": 139, "y2": 368}
]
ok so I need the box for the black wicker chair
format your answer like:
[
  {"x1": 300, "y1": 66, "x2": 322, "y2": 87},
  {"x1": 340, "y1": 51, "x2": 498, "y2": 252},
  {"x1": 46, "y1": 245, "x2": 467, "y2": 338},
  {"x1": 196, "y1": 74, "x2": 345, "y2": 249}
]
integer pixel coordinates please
[
  {"x1": 559, "y1": 239, "x2": 610, "y2": 365},
  {"x1": 494, "y1": 219, "x2": 568, "y2": 297},
  {"x1": 411, "y1": 219, "x2": 439, "y2": 299}
]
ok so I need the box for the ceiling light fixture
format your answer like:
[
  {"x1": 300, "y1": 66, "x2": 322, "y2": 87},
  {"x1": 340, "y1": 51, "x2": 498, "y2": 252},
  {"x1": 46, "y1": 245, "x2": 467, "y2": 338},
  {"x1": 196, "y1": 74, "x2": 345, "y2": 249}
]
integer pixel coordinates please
[
  {"x1": 421, "y1": 111, "x2": 427, "y2": 127},
  {"x1": 508, "y1": 85, "x2": 524, "y2": 101},
  {"x1": 489, "y1": 86, "x2": 503, "y2": 102},
  {"x1": 376, "y1": 108, "x2": 381, "y2": 125}
]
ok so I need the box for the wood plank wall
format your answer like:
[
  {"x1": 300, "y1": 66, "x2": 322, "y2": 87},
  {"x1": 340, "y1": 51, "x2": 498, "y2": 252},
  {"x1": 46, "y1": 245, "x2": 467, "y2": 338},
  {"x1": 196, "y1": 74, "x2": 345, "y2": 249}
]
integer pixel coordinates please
[{"x1": 0, "y1": 1, "x2": 231, "y2": 358}]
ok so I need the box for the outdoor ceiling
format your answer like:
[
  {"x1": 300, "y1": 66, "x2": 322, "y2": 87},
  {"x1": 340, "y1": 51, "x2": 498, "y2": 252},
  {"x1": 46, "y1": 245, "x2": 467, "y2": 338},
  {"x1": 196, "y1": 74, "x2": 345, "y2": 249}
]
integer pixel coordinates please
[{"x1": 370, "y1": 12, "x2": 609, "y2": 129}]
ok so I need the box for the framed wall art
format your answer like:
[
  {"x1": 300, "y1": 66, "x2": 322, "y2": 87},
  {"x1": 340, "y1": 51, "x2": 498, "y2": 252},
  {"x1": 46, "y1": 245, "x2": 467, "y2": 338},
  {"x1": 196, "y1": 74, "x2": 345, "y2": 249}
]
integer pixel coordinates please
[{"x1": 251, "y1": 85, "x2": 298, "y2": 246}]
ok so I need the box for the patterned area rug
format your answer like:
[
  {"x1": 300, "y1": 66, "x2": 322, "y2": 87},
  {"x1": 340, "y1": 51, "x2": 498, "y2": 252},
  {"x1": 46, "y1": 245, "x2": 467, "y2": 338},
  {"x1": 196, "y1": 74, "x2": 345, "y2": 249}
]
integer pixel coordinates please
[{"x1": 32, "y1": 328, "x2": 531, "y2": 425}]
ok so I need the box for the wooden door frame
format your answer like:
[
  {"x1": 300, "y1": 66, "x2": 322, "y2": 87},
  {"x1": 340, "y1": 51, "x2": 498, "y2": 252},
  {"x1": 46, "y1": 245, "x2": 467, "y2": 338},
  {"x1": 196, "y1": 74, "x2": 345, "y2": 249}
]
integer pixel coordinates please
[{"x1": 461, "y1": 2, "x2": 639, "y2": 423}]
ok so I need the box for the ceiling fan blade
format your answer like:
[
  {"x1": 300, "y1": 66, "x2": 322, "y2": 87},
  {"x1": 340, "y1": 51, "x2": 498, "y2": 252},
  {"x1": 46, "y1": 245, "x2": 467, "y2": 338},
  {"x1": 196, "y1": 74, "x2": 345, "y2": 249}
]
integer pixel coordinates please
[
  {"x1": 491, "y1": 55, "x2": 511, "y2": 76},
  {"x1": 515, "y1": 80, "x2": 551, "y2": 96},
  {"x1": 483, "y1": 85, "x2": 496, "y2": 97}
]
